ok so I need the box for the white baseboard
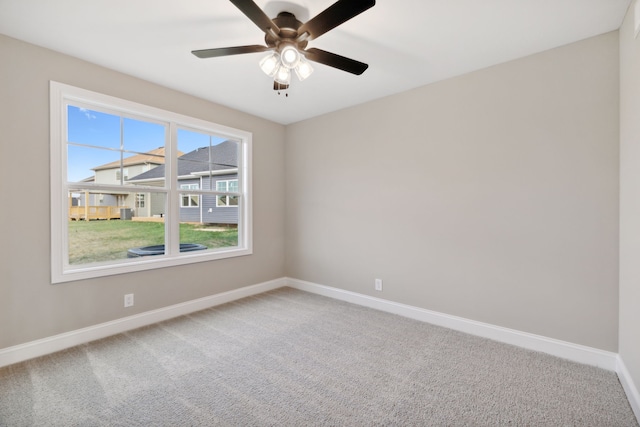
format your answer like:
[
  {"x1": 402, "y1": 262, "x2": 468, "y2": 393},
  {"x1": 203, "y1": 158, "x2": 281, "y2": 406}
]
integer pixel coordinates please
[
  {"x1": 2, "y1": 275, "x2": 637, "y2": 423},
  {"x1": 0, "y1": 277, "x2": 286, "y2": 369},
  {"x1": 285, "y1": 278, "x2": 618, "y2": 371},
  {"x1": 617, "y1": 356, "x2": 640, "y2": 422}
]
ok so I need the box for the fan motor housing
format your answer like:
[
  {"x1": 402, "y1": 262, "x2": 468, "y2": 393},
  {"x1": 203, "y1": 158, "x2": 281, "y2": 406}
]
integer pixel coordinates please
[{"x1": 265, "y1": 12, "x2": 308, "y2": 50}]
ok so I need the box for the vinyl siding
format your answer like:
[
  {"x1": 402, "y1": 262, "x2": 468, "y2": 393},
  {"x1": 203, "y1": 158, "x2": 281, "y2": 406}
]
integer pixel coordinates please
[
  {"x1": 203, "y1": 173, "x2": 238, "y2": 224},
  {"x1": 179, "y1": 178, "x2": 201, "y2": 223}
]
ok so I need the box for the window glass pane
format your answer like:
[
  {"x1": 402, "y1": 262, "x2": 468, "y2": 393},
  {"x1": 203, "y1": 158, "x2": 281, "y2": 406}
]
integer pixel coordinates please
[
  {"x1": 177, "y1": 129, "x2": 238, "y2": 189},
  {"x1": 67, "y1": 191, "x2": 166, "y2": 265},
  {"x1": 123, "y1": 118, "x2": 165, "y2": 154},
  {"x1": 178, "y1": 128, "x2": 211, "y2": 154},
  {"x1": 177, "y1": 129, "x2": 212, "y2": 188},
  {"x1": 180, "y1": 191, "x2": 199, "y2": 208},
  {"x1": 123, "y1": 152, "x2": 167, "y2": 187},
  {"x1": 179, "y1": 214, "x2": 239, "y2": 253},
  {"x1": 228, "y1": 180, "x2": 238, "y2": 193},
  {"x1": 214, "y1": 140, "x2": 239, "y2": 170},
  {"x1": 67, "y1": 105, "x2": 120, "y2": 149},
  {"x1": 135, "y1": 193, "x2": 145, "y2": 208},
  {"x1": 68, "y1": 145, "x2": 120, "y2": 184},
  {"x1": 68, "y1": 109, "x2": 167, "y2": 187}
]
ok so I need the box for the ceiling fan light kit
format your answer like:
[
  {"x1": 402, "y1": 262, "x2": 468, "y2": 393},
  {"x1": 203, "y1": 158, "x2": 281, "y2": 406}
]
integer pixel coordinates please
[
  {"x1": 280, "y1": 44, "x2": 300, "y2": 68},
  {"x1": 259, "y1": 43, "x2": 313, "y2": 86},
  {"x1": 274, "y1": 65, "x2": 291, "y2": 85},
  {"x1": 294, "y1": 56, "x2": 314, "y2": 81},
  {"x1": 192, "y1": 0, "x2": 375, "y2": 92},
  {"x1": 259, "y1": 52, "x2": 280, "y2": 77}
]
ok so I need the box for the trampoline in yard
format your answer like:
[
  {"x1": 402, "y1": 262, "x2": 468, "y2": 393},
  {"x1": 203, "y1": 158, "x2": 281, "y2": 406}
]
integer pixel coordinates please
[{"x1": 127, "y1": 243, "x2": 207, "y2": 258}]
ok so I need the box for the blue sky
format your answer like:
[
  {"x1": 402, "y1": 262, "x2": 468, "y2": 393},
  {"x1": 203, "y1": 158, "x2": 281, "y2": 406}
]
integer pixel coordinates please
[{"x1": 67, "y1": 105, "x2": 225, "y2": 182}]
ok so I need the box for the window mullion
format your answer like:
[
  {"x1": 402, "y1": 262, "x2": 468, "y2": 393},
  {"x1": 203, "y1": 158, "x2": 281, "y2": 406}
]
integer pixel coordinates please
[
  {"x1": 167, "y1": 123, "x2": 179, "y2": 256},
  {"x1": 119, "y1": 116, "x2": 124, "y2": 185}
]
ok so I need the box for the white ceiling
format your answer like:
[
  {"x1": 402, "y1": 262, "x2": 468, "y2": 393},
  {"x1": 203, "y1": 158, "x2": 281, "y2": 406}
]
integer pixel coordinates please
[{"x1": 0, "y1": 0, "x2": 632, "y2": 124}]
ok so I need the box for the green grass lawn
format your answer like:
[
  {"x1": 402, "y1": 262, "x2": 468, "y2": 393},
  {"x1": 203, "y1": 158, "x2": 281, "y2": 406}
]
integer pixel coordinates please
[{"x1": 68, "y1": 220, "x2": 238, "y2": 265}]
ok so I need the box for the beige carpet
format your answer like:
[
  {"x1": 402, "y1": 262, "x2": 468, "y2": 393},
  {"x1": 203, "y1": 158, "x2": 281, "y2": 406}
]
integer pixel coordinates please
[{"x1": 0, "y1": 287, "x2": 637, "y2": 426}]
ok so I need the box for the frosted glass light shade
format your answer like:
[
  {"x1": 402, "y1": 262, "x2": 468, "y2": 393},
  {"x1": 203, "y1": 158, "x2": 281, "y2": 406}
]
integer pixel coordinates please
[
  {"x1": 280, "y1": 45, "x2": 300, "y2": 69},
  {"x1": 295, "y1": 57, "x2": 314, "y2": 81},
  {"x1": 259, "y1": 53, "x2": 279, "y2": 77},
  {"x1": 274, "y1": 66, "x2": 291, "y2": 85}
]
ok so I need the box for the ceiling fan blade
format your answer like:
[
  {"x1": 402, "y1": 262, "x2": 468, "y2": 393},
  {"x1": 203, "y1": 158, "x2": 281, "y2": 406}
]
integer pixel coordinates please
[
  {"x1": 304, "y1": 48, "x2": 368, "y2": 75},
  {"x1": 192, "y1": 45, "x2": 270, "y2": 59},
  {"x1": 229, "y1": 0, "x2": 280, "y2": 37},
  {"x1": 297, "y1": 0, "x2": 375, "y2": 41}
]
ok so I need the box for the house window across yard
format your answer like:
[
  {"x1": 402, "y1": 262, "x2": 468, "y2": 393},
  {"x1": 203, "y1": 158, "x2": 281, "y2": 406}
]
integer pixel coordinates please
[
  {"x1": 50, "y1": 81, "x2": 252, "y2": 283},
  {"x1": 116, "y1": 168, "x2": 128, "y2": 181},
  {"x1": 180, "y1": 184, "x2": 200, "y2": 207},
  {"x1": 216, "y1": 180, "x2": 238, "y2": 207},
  {"x1": 135, "y1": 193, "x2": 145, "y2": 208}
]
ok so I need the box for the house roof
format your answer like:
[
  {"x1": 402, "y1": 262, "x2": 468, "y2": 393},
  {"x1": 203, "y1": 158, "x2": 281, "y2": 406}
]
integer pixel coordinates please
[
  {"x1": 128, "y1": 140, "x2": 237, "y2": 182},
  {"x1": 93, "y1": 147, "x2": 176, "y2": 171}
]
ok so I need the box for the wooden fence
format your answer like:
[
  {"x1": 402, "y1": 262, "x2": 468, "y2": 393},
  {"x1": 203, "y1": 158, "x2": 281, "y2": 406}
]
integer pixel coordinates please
[{"x1": 69, "y1": 206, "x2": 126, "y2": 221}]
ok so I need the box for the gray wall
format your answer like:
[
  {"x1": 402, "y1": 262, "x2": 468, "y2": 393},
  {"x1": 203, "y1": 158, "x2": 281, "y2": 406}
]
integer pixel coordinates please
[
  {"x1": 285, "y1": 32, "x2": 620, "y2": 351},
  {"x1": 619, "y1": 0, "x2": 640, "y2": 401},
  {"x1": 0, "y1": 26, "x2": 633, "y2": 377},
  {"x1": 0, "y1": 34, "x2": 286, "y2": 349}
]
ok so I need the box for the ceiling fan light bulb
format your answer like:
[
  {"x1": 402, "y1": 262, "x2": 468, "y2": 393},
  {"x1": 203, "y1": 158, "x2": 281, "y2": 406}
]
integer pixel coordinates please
[
  {"x1": 295, "y1": 58, "x2": 314, "y2": 81},
  {"x1": 274, "y1": 66, "x2": 291, "y2": 85},
  {"x1": 280, "y1": 45, "x2": 300, "y2": 69},
  {"x1": 259, "y1": 53, "x2": 280, "y2": 77}
]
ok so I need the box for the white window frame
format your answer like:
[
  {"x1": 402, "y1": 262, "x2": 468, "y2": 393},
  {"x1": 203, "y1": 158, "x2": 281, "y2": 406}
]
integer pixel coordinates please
[
  {"x1": 216, "y1": 179, "x2": 239, "y2": 207},
  {"x1": 116, "y1": 168, "x2": 128, "y2": 181},
  {"x1": 180, "y1": 184, "x2": 200, "y2": 207},
  {"x1": 135, "y1": 193, "x2": 145, "y2": 209},
  {"x1": 50, "y1": 81, "x2": 252, "y2": 283}
]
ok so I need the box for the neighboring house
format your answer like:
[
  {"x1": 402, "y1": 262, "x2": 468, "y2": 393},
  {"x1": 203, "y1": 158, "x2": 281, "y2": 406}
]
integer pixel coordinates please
[
  {"x1": 127, "y1": 140, "x2": 239, "y2": 225},
  {"x1": 87, "y1": 147, "x2": 170, "y2": 218},
  {"x1": 72, "y1": 147, "x2": 171, "y2": 220}
]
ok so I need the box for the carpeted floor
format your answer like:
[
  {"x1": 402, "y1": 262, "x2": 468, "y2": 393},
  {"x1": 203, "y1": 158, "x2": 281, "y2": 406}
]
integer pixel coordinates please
[{"x1": 0, "y1": 287, "x2": 637, "y2": 426}]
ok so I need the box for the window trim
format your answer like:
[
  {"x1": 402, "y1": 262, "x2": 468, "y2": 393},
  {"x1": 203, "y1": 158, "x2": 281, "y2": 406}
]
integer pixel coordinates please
[{"x1": 50, "y1": 81, "x2": 252, "y2": 284}]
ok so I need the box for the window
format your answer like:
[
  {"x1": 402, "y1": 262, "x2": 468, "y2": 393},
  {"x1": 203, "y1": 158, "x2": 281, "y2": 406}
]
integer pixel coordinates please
[
  {"x1": 180, "y1": 184, "x2": 199, "y2": 207},
  {"x1": 135, "y1": 193, "x2": 145, "y2": 209},
  {"x1": 116, "y1": 168, "x2": 128, "y2": 181},
  {"x1": 50, "y1": 81, "x2": 252, "y2": 283},
  {"x1": 216, "y1": 180, "x2": 239, "y2": 207}
]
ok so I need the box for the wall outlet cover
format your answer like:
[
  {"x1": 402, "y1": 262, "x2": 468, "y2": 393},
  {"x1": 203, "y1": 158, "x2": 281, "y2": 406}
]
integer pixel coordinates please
[{"x1": 124, "y1": 294, "x2": 134, "y2": 307}]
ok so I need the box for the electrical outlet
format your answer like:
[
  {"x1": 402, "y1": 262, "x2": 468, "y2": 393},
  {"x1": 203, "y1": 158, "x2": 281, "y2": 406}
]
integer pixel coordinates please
[
  {"x1": 124, "y1": 293, "x2": 134, "y2": 308},
  {"x1": 374, "y1": 278, "x2": 383, "y2": 292}
]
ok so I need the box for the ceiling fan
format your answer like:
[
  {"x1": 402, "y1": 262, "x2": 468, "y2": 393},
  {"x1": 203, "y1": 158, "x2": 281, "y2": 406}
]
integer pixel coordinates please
[{"x1": 192, "y1": 0, "x2": 376, "y2": 91}]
